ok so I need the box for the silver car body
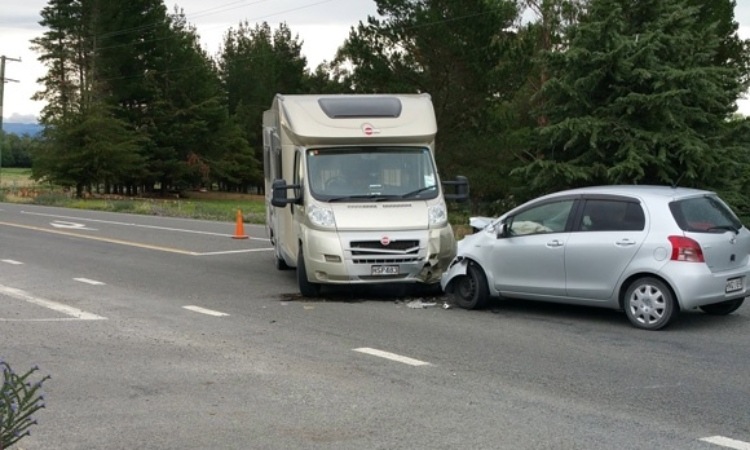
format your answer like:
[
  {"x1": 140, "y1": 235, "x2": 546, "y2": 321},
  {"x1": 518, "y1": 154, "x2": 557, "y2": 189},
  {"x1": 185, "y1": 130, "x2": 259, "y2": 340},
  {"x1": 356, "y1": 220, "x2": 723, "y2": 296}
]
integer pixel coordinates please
[{"x1": 441, "y1": 185, "x2": 749, "y2": 327}]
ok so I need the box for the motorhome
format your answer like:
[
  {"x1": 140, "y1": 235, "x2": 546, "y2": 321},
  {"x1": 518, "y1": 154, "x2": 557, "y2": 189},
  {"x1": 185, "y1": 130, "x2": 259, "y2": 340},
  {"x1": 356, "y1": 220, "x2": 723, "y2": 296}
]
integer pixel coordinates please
[{"x1": 263, "y1": 94, "x2": 468, "y2": 297}]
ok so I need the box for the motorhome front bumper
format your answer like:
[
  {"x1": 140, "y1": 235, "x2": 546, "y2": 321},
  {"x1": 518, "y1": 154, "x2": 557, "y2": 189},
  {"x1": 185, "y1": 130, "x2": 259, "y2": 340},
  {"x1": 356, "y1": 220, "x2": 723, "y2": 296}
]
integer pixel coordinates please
[{"x1": 302, "y1": 226, "x2": 456, "y2": 285}]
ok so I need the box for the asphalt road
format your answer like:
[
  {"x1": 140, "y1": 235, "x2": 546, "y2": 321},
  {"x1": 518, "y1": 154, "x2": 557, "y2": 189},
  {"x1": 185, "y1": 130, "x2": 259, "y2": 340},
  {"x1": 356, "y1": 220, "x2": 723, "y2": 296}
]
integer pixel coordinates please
[{"x1": 1, "y1": 203, "x2": 749, "y2": 450}]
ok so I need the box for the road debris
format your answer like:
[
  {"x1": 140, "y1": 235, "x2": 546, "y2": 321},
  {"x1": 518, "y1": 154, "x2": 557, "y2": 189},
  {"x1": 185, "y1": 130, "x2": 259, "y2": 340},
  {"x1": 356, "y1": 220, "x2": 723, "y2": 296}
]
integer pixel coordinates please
[{"x1": 406, "y1": 300, "x2": 438, "y2": 309}]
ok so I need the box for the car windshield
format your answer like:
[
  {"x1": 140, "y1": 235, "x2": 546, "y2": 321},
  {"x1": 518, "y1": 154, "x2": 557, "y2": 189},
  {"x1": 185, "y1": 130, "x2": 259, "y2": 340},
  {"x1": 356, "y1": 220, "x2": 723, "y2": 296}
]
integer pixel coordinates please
[
  {"x1": 306, "y1": 146, "x2": 439, "y2": 202},
  {"x1": 669, "y1": 195, "x2": 743, "y2": 233}
]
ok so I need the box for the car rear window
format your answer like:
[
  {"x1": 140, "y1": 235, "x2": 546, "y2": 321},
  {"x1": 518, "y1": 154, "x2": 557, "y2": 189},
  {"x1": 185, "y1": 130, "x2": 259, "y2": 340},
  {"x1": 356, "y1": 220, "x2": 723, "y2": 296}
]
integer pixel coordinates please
[{"x1": 669, "y1": 195, "x2": 742, "y2": 233}]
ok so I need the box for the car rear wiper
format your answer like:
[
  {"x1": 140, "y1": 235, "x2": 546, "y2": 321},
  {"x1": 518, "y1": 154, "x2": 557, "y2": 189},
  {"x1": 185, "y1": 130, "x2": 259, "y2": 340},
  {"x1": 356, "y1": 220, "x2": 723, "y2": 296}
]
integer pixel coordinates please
[{"x1": 707, "y1": 225, "x2": 739, "y2": 234}]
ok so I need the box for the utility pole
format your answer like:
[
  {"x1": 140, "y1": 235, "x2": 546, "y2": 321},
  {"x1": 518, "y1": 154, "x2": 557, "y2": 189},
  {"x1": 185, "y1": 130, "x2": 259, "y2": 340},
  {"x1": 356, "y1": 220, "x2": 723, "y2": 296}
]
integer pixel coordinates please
[{"x1": 0, "y1": 55, "x2": 22, "y2": 189}]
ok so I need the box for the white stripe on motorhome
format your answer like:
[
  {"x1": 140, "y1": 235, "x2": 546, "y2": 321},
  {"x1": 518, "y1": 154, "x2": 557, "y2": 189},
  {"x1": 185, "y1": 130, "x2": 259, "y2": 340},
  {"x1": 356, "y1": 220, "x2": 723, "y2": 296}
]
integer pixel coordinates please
[
  {"x1": 74, "y1": 278, "x2": 106, "y2": 286},
  {"x1": 353, "y1": 347, "x2": 431, "y2": 366},
  {"x1": 700, "y1": 436, "x2": 750, "y2": 450},
  {"x1": 2, "y1": 260, "x2": 24, "y2": 265},
  {"x1": 183, "y1": 305, "x2": 229, "y2": 317},
  {"x1": 0, "y1": 284, "x2": 106, "y2": 320}
]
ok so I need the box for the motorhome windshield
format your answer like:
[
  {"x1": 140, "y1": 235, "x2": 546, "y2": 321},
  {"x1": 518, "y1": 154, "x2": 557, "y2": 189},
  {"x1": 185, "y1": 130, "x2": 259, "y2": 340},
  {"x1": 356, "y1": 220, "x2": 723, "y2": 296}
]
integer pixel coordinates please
[{"x1": 307, "y1": 147, "x2": 439, "y2": 202}]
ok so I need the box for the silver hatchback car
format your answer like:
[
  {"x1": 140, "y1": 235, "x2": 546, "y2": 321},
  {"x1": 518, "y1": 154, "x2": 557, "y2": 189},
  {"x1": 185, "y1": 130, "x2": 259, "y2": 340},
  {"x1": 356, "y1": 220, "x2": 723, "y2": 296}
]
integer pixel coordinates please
[{"x1": 441, "y1": 185, "x2": 749, "y2": 330}]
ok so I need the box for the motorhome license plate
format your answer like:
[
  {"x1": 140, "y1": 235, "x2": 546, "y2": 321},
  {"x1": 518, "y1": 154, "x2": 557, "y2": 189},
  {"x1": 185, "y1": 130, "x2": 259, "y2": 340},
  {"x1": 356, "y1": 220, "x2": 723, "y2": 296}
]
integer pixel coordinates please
[
  {"x1": 726, "y1": 277, "x2": 743, "y2": 293},
  {"x1": 372, "y1": 265, "x2": 399, "y2": 276}
]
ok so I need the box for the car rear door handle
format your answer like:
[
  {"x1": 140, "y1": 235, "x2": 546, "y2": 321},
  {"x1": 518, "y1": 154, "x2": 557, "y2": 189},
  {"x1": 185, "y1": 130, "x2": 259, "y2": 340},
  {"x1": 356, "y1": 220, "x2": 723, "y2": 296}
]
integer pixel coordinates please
[
  {"x1": 547, "y1": 240, "x2": 564, "y2": 248},
  {"x1": 615, "y1": 239, "x2": 636, "y2": 247}
]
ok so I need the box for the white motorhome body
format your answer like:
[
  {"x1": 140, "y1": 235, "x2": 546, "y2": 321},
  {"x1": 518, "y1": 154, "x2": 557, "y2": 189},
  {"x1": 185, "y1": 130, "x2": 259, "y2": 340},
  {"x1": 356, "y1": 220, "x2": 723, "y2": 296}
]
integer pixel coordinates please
[{"x1": 263, "y1": 94, "x2": 467, "y2": 297}]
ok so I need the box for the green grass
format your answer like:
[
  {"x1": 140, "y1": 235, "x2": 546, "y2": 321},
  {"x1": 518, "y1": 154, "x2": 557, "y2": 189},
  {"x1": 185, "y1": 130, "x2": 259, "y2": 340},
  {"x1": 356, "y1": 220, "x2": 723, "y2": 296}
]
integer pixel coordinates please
[
  {"x1": 45, "y1": 196, "x2": 267, "y2": 223},
  {"x1": 0, "y1": 168, "x2": 35, "y2": 187}
]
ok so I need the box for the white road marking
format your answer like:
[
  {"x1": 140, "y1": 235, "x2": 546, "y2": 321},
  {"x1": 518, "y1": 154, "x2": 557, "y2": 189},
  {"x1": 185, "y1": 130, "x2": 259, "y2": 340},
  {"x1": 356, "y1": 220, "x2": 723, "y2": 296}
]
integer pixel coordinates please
[
  {"x1": 0, "y1": 284, "x2": 106, "y2": 320},
  {"x1": 0, "y1": 221, "x2": 199, "y2": 255},
  {"x1": 700, "y1": 436, "x2": 750, "y2": 450},
  {"x1": 0, "y1": 318, "x2": 85, "y2": 322},
  {"x1": 353, "y1": 347, "x2": 431, "y2": 366},
  {"x1": 22, "y1": 210, "x2": 269, "y2": 241},
  {"x1": 74, "y1": 278, "x2": 106, "y2": 286},
  {"x1": 183, "y1": 305, "x2": 229, "y2": 317},
  {"x1": 2, "y1": 259, "x2": 24, "y2": 265},
  {"x1": 0, "y1": 221, "x2": 273, "y2": 255},
  {"x1": 50, "y1": 220, "x2": 97, "y2": 230},
  {"x1": 195, "y1": 248, "x2": 273, "y2": 256}
]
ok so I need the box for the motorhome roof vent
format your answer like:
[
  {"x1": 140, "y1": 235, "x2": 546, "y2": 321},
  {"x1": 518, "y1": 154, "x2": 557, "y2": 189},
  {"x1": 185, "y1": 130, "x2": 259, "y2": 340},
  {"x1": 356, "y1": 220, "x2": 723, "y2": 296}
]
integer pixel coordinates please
[{"x1": 318, "y1": 97, "x2": 402, "y2": 119}]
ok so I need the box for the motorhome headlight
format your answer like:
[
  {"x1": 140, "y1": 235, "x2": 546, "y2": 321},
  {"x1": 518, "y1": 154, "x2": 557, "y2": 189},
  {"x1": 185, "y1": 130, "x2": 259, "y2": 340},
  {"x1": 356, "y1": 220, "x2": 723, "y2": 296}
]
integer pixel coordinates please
[
  {"x1": 308, "y1": 204, "x2": 336, "y2": 228},
  {"x1": 428, "y1": 202, "x2": 448, "y2": 227}
]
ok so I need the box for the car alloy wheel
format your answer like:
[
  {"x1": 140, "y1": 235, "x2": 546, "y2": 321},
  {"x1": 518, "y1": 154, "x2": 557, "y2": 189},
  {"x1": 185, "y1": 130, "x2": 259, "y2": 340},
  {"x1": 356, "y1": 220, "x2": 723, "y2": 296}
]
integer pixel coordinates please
[{"x1": 624, "y1": 277, "x2": 677, "y2": 330}]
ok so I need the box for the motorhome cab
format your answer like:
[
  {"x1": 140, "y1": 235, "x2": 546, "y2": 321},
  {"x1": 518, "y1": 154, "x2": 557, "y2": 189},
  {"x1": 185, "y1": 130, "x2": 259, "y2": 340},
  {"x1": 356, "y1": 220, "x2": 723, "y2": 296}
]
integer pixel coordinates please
[{"x1": 263, "y1": 94, "x2": 468, "y2": 297}]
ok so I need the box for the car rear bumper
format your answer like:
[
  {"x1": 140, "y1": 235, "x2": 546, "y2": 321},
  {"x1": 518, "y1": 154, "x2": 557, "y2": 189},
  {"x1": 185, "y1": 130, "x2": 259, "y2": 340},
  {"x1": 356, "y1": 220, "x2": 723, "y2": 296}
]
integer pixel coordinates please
[{"x1": 659, "y1": 262, "x2": 750, "y2": 309}]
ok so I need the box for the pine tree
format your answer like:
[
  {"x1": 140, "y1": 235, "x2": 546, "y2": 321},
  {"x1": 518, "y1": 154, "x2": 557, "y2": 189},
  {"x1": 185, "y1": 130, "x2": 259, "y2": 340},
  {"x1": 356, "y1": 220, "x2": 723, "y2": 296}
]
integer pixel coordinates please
[{"x1": 516, "y1": 0, "x2": 749, "y2": 200}]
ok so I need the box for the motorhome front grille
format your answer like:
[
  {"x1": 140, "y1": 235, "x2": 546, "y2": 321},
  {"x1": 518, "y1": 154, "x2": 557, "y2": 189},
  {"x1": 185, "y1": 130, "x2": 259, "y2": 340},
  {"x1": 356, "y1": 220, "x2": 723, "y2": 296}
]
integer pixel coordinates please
[
  {"x1": 353, "y1": 256, "x2": 423, "y2": 265},
  {"x1": 350, "y1": 240, "x2": 420, "y2": 253}
]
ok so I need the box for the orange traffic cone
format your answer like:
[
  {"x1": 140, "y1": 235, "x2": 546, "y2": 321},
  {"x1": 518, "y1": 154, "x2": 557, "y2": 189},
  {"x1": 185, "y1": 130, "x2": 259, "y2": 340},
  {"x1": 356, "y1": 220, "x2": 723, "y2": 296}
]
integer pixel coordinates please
[{"x1": 232, "y1": 209, "x2": 249, "y2": 239}]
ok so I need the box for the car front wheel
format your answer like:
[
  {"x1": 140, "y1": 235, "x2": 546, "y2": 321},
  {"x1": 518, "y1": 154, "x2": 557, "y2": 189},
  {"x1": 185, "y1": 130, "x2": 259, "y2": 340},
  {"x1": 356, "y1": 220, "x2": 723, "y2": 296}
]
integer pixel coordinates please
[
  {"x1": 448, "y1": 262, "x2": 489, "y2": 310},
  {"x1": 699, "y1": 298, "x2": 744, "y2": 315},
  {"x1": 623, "y1": 277, "x2": 677, "y2": 330}
]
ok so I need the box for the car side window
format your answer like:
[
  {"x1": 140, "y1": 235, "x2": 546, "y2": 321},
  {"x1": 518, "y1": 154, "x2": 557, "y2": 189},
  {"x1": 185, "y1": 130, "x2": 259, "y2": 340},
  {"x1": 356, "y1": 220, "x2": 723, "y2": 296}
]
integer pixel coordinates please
[
  {"x1": 580, "y1": 199, "x2": 645, "y2": 231},
  {"x1": 507, "y1": 200, "x2": 574, "y2": 236}
]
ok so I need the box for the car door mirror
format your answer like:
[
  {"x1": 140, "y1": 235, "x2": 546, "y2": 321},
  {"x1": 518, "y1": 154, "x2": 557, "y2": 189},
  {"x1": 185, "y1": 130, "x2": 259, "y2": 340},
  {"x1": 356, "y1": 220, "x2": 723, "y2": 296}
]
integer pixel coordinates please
[{"x1": 497, "y1": 222, "x2": 510, "y2": 238}]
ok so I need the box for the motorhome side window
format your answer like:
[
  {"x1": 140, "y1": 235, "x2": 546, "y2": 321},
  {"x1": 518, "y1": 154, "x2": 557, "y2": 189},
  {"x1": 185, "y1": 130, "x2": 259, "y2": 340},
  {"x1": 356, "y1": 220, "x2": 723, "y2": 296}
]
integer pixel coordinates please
[{"x1": 306, "y1": 147, "x2": 439, "y2": 201}]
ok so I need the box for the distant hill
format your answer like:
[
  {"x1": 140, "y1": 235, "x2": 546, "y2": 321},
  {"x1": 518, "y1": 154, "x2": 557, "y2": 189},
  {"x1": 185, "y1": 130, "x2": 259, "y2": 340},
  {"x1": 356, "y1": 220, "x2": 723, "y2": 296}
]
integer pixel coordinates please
[{"x1": 2, "y1": 123, "x2": 43, "y2": 137}]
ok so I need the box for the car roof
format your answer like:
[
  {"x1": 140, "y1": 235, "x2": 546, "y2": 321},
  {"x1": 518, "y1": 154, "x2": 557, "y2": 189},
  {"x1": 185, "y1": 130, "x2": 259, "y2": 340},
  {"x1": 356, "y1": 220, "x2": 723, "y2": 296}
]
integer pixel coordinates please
[{"x1": 544, "y1": 185, "x2": 713, "y2": 201}]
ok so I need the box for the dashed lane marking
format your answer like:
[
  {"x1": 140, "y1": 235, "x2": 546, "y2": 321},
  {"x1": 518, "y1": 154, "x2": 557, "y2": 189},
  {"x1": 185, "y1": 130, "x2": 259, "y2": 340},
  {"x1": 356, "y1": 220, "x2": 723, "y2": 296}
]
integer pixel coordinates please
[
  {"x1": 700, "y1": 436, "x2": 750, "y2": 450},
  {"x1": 0, "y1": 283, "x2": 106, "y2": 321},
  {"x1": 353, "y1": 347, "x2": 431, "y2": 366},
  {"x1": 183, "y1": 305, "x2": 229, "y2": 317},
  {"x1": 74, "y1": 278, "x2": 106, "y2": 286},
  {"x1": 1, "y1": 259, "x2": 24, "y2": 265}
]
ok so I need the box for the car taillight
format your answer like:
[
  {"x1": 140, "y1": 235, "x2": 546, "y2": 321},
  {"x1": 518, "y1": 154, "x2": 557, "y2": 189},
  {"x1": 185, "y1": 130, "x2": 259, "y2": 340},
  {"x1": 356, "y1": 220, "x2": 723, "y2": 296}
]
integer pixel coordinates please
[{"x1": 668, "y1": 236, "x2": 705, "y2": 262}]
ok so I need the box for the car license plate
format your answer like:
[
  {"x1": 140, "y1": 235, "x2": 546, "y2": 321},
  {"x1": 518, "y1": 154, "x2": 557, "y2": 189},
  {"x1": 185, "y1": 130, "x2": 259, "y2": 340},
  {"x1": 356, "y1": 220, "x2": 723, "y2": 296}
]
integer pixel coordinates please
[
  {"x1": 372, "y1": 265, "x2": 399, "y2": 276},
  {"x1": 726, "y1": 277, "x2": 743, "y2": 293}
]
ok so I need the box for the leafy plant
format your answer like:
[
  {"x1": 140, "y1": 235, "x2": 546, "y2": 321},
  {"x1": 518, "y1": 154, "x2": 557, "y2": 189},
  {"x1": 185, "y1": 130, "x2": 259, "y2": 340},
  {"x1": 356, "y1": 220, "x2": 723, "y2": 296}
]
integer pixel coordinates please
[{"x1": 1, "y1": 361, "x2": 50, "y2": 449}]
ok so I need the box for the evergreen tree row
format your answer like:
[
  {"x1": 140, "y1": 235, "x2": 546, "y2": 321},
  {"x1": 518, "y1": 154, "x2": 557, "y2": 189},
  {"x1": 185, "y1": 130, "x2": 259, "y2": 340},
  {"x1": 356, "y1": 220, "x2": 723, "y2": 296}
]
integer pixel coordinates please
[{"x1": 29, "y1": 0, "x2": 750, "y2": 216}]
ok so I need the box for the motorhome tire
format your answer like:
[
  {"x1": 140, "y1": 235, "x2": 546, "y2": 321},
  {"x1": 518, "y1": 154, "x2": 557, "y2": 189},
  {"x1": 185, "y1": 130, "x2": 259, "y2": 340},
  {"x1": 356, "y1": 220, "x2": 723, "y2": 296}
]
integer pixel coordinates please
[
  {"x1": 297, "y1": 247, "x2": 321, "y2": 297},
  {"x1": 275, "y1": 254, "x2": 290, "y2": 270}
]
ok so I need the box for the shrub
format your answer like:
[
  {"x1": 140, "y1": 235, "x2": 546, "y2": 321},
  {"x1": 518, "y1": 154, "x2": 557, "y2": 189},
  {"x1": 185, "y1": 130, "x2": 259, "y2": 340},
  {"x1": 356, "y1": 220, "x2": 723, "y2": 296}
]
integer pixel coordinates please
[{"x1": 1, "y1": 361, "x2": 50, "y2": 449}]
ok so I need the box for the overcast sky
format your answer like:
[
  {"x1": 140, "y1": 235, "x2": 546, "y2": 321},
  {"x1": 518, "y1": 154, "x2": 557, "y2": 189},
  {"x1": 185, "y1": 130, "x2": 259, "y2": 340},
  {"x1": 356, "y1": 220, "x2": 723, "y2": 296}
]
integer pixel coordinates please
[{"x1": 1, "y1": 0, "x2": 749, "y2": 123}]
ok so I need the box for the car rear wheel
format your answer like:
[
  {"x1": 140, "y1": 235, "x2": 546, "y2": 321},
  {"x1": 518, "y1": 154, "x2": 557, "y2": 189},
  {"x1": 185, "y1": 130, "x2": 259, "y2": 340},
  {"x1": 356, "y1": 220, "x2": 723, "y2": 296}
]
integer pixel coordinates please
[
  {"x1": 449, "y1": 262, "x2": 489, "y2": 310},
  {"x1": 297, "y1": 247, "x2": 321, "y2": 298},
  {"x1": 623, "y1": 277, "x2": 677, "y2": 330},
  {"x1": 699, "y1": 298, "x2": 745, "y2": 315}
]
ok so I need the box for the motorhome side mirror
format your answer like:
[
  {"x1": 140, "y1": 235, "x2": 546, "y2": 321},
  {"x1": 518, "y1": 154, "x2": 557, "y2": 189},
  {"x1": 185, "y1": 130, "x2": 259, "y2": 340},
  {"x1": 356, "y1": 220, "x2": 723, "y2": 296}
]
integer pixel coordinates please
[
  {"x1": 443, "y1": 175, "x2": 470, "y2": 203},
  {"x1": 271, "y1": 179, "x2": 302, "y2": 208}
]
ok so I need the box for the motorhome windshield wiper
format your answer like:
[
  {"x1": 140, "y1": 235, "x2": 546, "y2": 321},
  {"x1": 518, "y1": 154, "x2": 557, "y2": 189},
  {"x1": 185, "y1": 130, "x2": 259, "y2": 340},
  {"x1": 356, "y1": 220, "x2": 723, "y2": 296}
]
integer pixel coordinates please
[
  {"x1": 328, "y1": 194, "x2": 399, "y2": 203},
  {"x1": 400, "y1": 186, "x2": 437, "y2": 198}
]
